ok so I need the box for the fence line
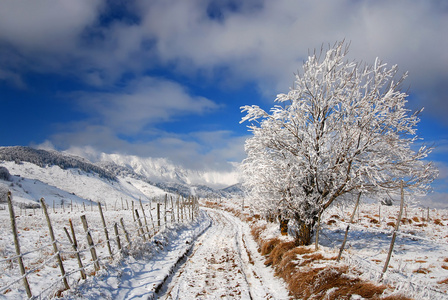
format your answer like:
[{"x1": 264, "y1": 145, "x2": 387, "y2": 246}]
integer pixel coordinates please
[{"x1": 1, "y1": 192, "x2": 200, "y2": 299}]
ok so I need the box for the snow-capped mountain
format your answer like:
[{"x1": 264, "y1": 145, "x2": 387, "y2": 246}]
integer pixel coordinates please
[
  {"x1": 0, "y1": 146, "x2": 242, "y2": 207},
  {"x1": 88, "y1": 152, "x2": 240, "y2": 190}
]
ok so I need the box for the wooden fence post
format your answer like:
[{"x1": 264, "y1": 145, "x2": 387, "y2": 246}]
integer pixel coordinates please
[
  {"x1": 157, "y1": 203, "x2": 161, "y2": 228},
  {"x1": 170, "y1": 196, "x2": 175, "y2": 223},
  {"x1": 98, "y1": 202, "x2": 113, "y2": 258},
  {"x1": 80, "y1": 215, "x2": 100, "y2": 271},
  {"x1": 135, "y1": 209, "x2": 147, "y2": 241},
  {"x1": 148, "y1": 199, "x2": 156, "y2": 233},
  {"x1": 139, "y1": 199, "x2": 150, "y2": 237},
  {"x1": 164, "y1": 194, "x2": 167, "y2": 225},
  {"x1": 132, "y1": 201, "x2": 135, "y2": 222},
  {"x1": 114, "y1": 223, "x2": 122, "y2": 254},
  {"x1": 382, "y1": 181, "x2": 405, "y2": 276},
  {"x1": 177, "y1": 195, "x2": 180, "y2": 222},
  {"x1": 64, "y1": 219, "x2": 86, "y2": 280},
  {"x1": 120, "y1": 218, "x2": 131, "y2": 247},
  {"x1": 40, "y1": 198, "x2": 70, "y2": 291},
  {"x1": 7, "y1": 191, "x2": 32, "y2": 298},
  {"x1": 337, "y1": 192, "x2": 361, "y2": 262}
]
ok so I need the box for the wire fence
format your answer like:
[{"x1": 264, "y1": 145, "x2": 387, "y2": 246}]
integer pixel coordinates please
[{"x1": 0, "y1": 191, "x2": 200, "y2": 299}]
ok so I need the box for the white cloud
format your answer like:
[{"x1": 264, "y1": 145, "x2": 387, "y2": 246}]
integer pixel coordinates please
[
  {"x1": 0, "y1": 0, "x2": 103, "y2": 52},
  {"x1": 1, "y1": 0, "x2": 446, "y2": 104},
  {"x1": 73, "y1": 76, "x2": 219, "y2": 134},
  {"x1": 45, "y1": 126, "x2": 246, "y2": 171}
]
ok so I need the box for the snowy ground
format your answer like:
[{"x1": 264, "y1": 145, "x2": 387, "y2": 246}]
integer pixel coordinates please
[
  {"x1": 214, "y1": 197, "x2": 448, "y2": 299},
  {"x1": 159, "y1": 208, "x2": 289, "y2": 299},
  {"x1": 3, "y1": 194, "x2": 448, "y2": 299},
  {"x1": 0, "y1": 205, "x2": 289, "y2": 299}
]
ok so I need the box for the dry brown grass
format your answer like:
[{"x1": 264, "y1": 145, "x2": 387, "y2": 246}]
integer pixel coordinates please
[
  {"x1": 386, "y1": 221, "x2": 396, "y2": 227},
  {"x1": 441, "y1": 265, "x2": 448, "y2": 270},
  {"x1": 413, "y1": 267, "x2": 431, "y2": 274},
  {"x1": 414, "y1": 223, "x2": 428, "y2": 228},
  {"x1": 369, "y1": 218, "x2": 380, "y2": 224},
  {"x1": 275, "y1": 248, "x2": 305, "y2": 277},
  {"x1": 260, "y1": 238, "x2": 281, "y2": 256},
  {"x1": 256, "y1": 239, "x2": 389, "y2": 299},
  {"x1": 253, "y1": 214, "x2": 261, "y2": 220},
  {"x1": 250, "y1": 224, "x2": 267, "y2": 245},
  {"x1": 286, "y1": 266, "x2": 387, "y2": 299},
  {"x1": 412, "y1": 216, "x2": 420, "y2": 222},
  {"x1": 327, "y1": 219, "x2": 337, "y2": 226},
  {"x1": 400, "y1": 218, "x2": 412, "y2": 225},
  {"x1": 438, "y1": 278, "x2": 448, "y2": 285},
  {"x1": 264, "y1": 241, "x2": 296, "y2": 267},
  {"x1": 434, "y1": 219, "x2": 444, "y2": 226}
]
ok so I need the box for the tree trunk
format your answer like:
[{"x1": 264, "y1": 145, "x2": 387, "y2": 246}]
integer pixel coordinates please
[{"x1": 294, "y1": 218, "x2": 315, "y2": 246}]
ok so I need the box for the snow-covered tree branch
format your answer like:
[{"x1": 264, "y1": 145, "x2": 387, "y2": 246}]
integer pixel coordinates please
[{"x1": 240, "y1": 41, "x2": 438, "y2": 245}]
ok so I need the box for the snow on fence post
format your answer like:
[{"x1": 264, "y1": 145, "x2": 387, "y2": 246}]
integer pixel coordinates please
[
  {"x1": 148, "y1": 199, "x2": 156, "y2": 233},
  {"x1": 7, "y1": 191, "x2": 33, "y2": 298},
  {"x1": 135, "y1": 209, "x2": 147, "y2": 241},
  {"x1": 337, "y1": 192, "x2": 361, "y2": 262},
  {"x1": 177, "y1": 195, "x2": 180, "y2": 222},
  {"x1": 170, "y1": 196, "x2": 175, "y2": 223},
  {"x1": 382, "y1": 181, "x2": 405, "y2": 277},
  {"x1": 64, "y1": 219, "x2": 86, "y2": 280},
  {"x1": 114, "y1": 223, "x2": 122, "y2": 254},
  {"x1": 139, "y1": 198, "x2": 150, "y2": 237},
  {"x1": 98, "y1": 202, "x2": 113, "y2": 258},
  {"x1": 190, "y1": 197, "x2": 194, "y2": 220},
  {"x1": 378, "y1": 203, "x2": 381, "y2": 224},
  {"x1": 80, "y1": 215, "x2": 100, "y2": 271},
  {"x1": 40, "y1": 198, "x2": 70, "y2": 291},
  {"x1": 157, "y1": 203, "x2": 161, "y2": 228},
  {"x1": 132, "y1": 201, "x2": 135, "y2": 222},
  {"x1": 164, "y1": 194, "x2": 167, "y2": 226},
  {"x1": 120, "y1": 218, "x2": 131, "y2": 247}
]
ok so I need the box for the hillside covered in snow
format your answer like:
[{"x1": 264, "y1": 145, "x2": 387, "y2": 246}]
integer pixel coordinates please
[{"x1": 0, "y1": 146, "x2": 242, "y2": 208}]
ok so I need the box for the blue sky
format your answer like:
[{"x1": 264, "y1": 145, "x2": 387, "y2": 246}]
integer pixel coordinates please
[{"x1": 0, "y1": 1, "x2": 447, "y2": 206}]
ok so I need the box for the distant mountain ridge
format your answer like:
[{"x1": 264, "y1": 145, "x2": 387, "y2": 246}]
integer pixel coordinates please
[
  {"x1": 0, "y1": 146, "x2": 116, "y2": 180},
  {"x1": 0, "y1": 146, "x2": 242, "y2": 199}
]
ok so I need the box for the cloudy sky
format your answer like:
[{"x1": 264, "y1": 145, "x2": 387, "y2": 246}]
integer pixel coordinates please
[{"x1": 0, "y1": 0, "x2": 447, "y2": 205}]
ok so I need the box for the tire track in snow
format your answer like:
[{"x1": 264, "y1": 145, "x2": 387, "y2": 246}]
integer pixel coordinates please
[{"x1": 159, "y1": 209, "x2": 289, "y2": 300}]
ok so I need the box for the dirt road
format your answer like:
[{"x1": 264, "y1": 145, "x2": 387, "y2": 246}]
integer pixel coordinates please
[{"x1": 159, "y1": 209, "x2": 289, "y2": 300}]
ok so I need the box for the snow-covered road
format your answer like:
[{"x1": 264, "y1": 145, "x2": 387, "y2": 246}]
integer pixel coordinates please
[{"x1": 159, "y1": 209, "x2": 289, "y2": 300}]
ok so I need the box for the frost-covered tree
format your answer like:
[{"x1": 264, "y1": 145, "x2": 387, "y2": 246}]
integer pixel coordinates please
[{"x1": 240, "y1": 42, "x2": 437, "y2": 245}]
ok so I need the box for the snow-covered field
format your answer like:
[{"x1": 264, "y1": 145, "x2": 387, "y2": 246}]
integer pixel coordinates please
[
  {"x1": 2, "y1": 169, "x2": 448, "y2": 299},
  {"x1": 320, "y1": 203, "x2": 448, "y2": 295},
  {"x1": 0, "y1": 196, "x2": 199, "y2": 299},
  {"x1": 212, "y1": 197, "x2": 448, "y2": 299}
]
